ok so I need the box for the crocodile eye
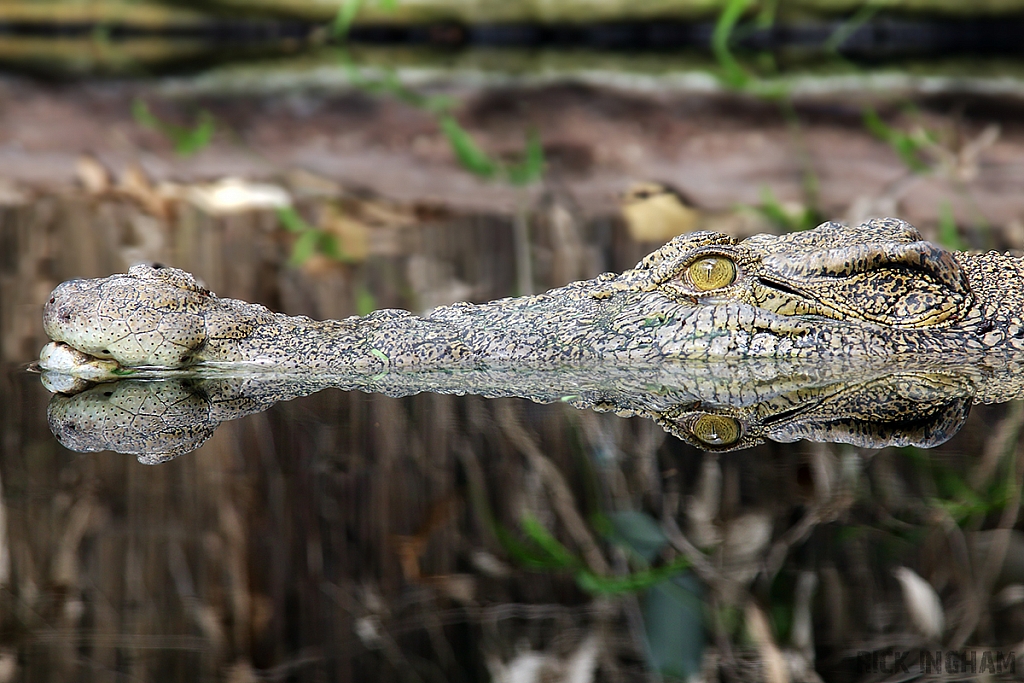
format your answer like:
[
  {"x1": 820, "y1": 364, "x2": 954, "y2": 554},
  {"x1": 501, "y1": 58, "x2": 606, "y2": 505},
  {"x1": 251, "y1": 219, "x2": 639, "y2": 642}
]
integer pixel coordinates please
[
  {"x1": 690, "y1": 414, "x2": 742, "y2": 447},
  {"x1": 686, "y1": 256, "x2": 736, "y2": 291}
]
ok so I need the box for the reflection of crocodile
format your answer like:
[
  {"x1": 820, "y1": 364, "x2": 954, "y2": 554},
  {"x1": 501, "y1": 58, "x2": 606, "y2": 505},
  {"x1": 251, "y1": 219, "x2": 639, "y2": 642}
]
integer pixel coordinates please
[
  {"x1": 38, "y1": 218, "x2": 1024, "y2": 383},
  {"x1": 41, "y1": 357, "x2": 1020, "y2": 461}
]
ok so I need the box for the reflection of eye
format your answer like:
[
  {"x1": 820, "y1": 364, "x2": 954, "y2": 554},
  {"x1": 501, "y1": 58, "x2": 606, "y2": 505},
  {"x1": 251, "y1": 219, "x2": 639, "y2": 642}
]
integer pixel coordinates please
[
  {"x1": 690, "y1": 414, "x2": 742, "y2": 447},
  {"x1": 686, "y1": 256, "x2": 736, "y2": 291}
]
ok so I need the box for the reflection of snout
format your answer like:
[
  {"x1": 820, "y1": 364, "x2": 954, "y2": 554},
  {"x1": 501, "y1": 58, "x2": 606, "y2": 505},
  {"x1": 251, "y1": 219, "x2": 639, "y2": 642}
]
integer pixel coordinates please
[{"x1": 46, "y1": 379, "x2": 217, "y2": 464}]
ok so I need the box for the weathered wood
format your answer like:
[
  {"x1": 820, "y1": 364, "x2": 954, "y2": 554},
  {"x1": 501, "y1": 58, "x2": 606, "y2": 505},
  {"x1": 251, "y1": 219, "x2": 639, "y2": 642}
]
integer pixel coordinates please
[
  {"x1": 0, "y1": 36, "x2": 213, "y2": 74},
  {"x1": 170, "y1": 46, "x2": 1024, "y2": 98},
  {"x1": 5, "y1": 0, "x2": 1024, "y2": 27},
  {"x1": 199, "y1": 0, "x2": 1024, "y2": 22},
  {"x1": 0, "y1": 1, "x2": 210, "y2": 26}
]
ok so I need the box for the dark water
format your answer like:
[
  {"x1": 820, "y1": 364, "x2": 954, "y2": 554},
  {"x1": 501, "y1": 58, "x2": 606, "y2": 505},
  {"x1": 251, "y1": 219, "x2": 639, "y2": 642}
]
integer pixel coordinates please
[{"x1": 4, "y1": 195, "x2": 1024, "y2": 682}]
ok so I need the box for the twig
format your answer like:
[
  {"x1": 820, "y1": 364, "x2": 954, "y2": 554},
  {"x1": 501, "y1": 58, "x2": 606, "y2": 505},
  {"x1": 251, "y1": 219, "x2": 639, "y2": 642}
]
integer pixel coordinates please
[{"x1": 496, "y1": 401, "x2": 609, "y2": 574}]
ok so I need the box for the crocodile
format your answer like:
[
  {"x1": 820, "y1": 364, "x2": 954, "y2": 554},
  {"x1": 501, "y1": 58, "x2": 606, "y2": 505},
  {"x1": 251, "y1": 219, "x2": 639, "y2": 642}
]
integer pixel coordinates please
[
  {"x1": 40, "y1": 214, "x2": 1024, "y2": 460},
  {"x1": 37, "y1": 217, "x2": 1024, "y2": 382}
]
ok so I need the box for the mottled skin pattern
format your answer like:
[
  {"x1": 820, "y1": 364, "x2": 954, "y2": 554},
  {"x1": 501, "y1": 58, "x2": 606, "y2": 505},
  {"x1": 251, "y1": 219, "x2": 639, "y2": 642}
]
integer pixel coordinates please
[{"x1": 39, "y1": 218, "x2": 1024, "y2": 379}]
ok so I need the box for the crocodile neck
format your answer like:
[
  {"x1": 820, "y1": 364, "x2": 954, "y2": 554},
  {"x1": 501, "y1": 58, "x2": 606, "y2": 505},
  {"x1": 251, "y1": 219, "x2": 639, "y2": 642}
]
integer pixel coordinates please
[{"x1": 956, "y1": 250, "x2": 1024, "y2": 346}]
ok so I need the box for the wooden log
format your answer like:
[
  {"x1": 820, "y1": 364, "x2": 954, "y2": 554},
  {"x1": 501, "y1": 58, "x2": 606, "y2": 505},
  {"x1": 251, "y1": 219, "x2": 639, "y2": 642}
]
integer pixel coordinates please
[
  {"x1": 0, "y1": 1, "x2": 211, "y2": 27},
  {"x1": 197, "y1": 0, "x2": 1024, "y2": 23}
]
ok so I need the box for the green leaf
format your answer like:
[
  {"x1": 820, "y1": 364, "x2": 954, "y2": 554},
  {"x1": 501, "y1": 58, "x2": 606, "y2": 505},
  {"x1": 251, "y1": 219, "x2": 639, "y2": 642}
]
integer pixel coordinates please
[
  {"x1": 861, "y1": 105, "x2": 889, "y2": 139},
  {"x1": 576, "y1": 555, "x2": 690, "y2": 595},
  {"x1": 824, "y1": 3, "x2": 881, "y2": 54},
  {"x1": 505, "y1": 129, "x2": 545, "y2": 186},
  {"x1": 423, "y1": 94, "x2": 456, "y2": 114},
  {"x1": 494, "y1": 523, "x2": 574, "y2": 570},
  {"x1": 355, "y1": 287, "x2": 378, "y2": 316},
  {"x1": 754, "y1": 0, "x2": 777, "y2": 29},
  {"x1": 756, "y1": 187, "x2": 814, "y2": 232},
  {"x1": 174, "y1": 112, "x2": 214, "y2": 156},
  {"x1": 439, "y1": 115, "x2": 498, "y2": 179},
  {"x1": 320, "y1": 233, "x2": 353, "y2": 263},
  {"x1": 132, "y1": 99, "x2": 214, "y2": 157},
  {"x1": 757, "y1": 187, "x2": 791, "y2": 228},
  {"x1": 276, "y1": 206, "x2": 312, "y2": 234},
  {"x1": 333, "y1": 0, "x2": 363, "y2": 39},
  {"x1": 862, "y1": 106, "x2": 929, "y2": 173},
  {"x1": 711, "y1": 0, "x2": 755, "y2": 89},
  {"x1": 131, "y1": 98, "x2": 160, "y2": 129},
  {"x1": 520, "y1": 514, "x2": 579, "y2": 570},
  {"x1": 289, "y1": 230, "x2": 321, "y2": 266}
]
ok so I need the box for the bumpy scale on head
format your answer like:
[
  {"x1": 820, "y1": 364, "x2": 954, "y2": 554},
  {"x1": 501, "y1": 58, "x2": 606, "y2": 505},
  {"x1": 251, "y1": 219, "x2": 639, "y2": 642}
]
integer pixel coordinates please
[
  {"x1": 627, "y1": 217, "x2": 973, "y2": 331},
  {"x1": 43, "y1": 264, "x2": 210, "y2": 367}
]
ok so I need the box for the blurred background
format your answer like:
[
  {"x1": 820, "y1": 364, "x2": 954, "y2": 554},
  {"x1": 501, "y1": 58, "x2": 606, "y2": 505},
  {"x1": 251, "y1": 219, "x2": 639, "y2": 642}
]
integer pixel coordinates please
[{"x1": 3, "y1": 1, "x2": 1024, "y2": 681}]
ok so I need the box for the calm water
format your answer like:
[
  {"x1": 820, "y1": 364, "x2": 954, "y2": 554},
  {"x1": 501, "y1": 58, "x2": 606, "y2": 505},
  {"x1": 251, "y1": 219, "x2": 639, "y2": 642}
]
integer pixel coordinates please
[{"x1": 3, "y1": 192, "x2": 1024, "y2": 683}]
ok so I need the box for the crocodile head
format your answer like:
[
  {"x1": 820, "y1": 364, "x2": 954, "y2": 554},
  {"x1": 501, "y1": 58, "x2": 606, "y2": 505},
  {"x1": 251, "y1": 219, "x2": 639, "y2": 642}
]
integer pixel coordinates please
[
  {"x1": 42, "y1": 265, "x2": 213, "y2": 367},
  {"x1": 42, "y1": 264, "x2": 274, "y2": 369},
  {"x1": 628, "y1": 217, "x2": 974, "y2": 330}
]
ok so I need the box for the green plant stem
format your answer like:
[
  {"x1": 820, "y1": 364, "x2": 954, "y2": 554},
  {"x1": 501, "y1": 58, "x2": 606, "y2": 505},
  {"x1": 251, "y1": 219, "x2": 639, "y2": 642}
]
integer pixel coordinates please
[{"x1": 712, "y1": 0, "x2": 756, "y2": 89}]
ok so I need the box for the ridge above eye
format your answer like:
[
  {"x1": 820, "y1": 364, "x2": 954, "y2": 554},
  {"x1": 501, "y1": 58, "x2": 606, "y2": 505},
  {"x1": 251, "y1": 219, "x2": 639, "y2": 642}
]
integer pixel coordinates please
[{"x1": 686, "y1": 255, "x2": 737, "y2": 291}]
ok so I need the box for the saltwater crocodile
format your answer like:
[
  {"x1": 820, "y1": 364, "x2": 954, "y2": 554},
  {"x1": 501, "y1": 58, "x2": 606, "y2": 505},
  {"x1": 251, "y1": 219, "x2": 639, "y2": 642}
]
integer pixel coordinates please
[
  {"x1": 37, "y1": 218, "x2": 1024, "y2": 381},
  {"x1": 35, "y1": 216, "x2": 1024, "y2": 460}
]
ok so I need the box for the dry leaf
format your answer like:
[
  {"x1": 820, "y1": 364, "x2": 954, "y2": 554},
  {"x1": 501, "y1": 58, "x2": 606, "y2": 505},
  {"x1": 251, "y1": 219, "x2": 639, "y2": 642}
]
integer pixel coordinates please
[
  {"x1": 119, "y1": 164, "x2": 169, "y2": 218},
  {"x1": 893, "y1": 566, "x2": 945, "y2": 640},
  {"x1": 353, "y1": 195, "x2": 417, "y2": 228},
  {"x1": 322, "y1": 204, "x2": 370, "y2": 262},
  {"x1": 745, "y1": 602, "x2": 790, "y2": 683},
  {"x1": 0, "y1": 650, "x2": 17, "y2": 683},
  {"x1": 285, "y1": 168, "x2": 342, "y2": 198},
  {"x1": 791, "y1": 571, "x2": 818, "y2": 656},
  {"x1": 0, "y1": 180, "x2": 27, "y2": 207},
  {"x1": 225, "y1": 659, "x2": 257, "y2": 683},
  {"x1": 471, "y1": 550, "x2": 512, "y2": 578},
  {"x1": 686, "y1": 454, "x2": 722, "y2": 548},
  {"x1": 722, "y1": 512, "x2": 773, "y2": 566},
  {"x1": 76, "y1": 155, "x2": 110, "y2": 194},
  {"x1": 487, "y1": 633, "x2": 599, "y2": 683},
  {"x1": 422, "y1": 573, "x2": 476, "y2": 603},
  {"x1": 620, "y1": 181, "x2": 701, "y2": 242},
  {"x1": 185, "y1": 178, "x2": 291, "y2": 215}
]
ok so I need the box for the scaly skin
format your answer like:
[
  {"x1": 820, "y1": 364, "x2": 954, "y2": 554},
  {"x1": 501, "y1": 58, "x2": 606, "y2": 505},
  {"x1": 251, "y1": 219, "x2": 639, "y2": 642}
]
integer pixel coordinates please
[{"x1": 39, "y1": 218, "x2": 1024, "y2": 379}]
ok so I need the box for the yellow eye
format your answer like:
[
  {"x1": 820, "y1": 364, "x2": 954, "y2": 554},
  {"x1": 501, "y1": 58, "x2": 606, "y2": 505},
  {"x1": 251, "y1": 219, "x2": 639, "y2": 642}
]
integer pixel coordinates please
[
  {"x1": 686, "y1": 256, "x2": 736, "y2": 291},
  {"x1": 690, "y1": 414, "x2": 742, "y2": 447}
]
